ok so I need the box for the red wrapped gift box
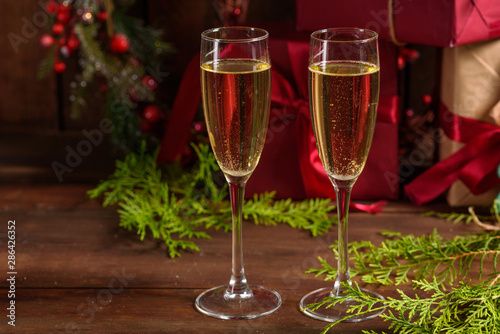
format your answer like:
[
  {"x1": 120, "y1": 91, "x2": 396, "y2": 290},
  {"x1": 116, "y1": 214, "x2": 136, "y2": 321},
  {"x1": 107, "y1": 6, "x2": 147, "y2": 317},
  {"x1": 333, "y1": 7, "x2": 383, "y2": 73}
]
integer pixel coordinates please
[
  {"x1": 246, "y1": 24, "x2": 400, "y2": 200},
  {"x1": 296, "y1": 0, "x2": 500, "y2": 47},
  {"x1": 157, "y1": 23, "x2": 400, "y2": 200}
]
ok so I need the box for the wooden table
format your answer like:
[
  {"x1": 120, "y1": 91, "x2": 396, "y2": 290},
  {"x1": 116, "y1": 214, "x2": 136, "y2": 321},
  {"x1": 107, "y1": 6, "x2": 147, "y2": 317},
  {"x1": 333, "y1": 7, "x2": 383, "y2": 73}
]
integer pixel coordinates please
[{"x1": 0, "y1": 133, "x2": 481, "y2": 333}]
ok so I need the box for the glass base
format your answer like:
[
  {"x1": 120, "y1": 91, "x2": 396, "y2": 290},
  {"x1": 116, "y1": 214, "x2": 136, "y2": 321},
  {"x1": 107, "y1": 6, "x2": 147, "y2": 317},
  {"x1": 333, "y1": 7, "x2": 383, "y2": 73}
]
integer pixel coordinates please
[
  {"x1": 195, "y1": 285, "x2": 282, "y2": 320},
  {"x1": 300, "y1": 287, "x2": 385, "y2": 322}
]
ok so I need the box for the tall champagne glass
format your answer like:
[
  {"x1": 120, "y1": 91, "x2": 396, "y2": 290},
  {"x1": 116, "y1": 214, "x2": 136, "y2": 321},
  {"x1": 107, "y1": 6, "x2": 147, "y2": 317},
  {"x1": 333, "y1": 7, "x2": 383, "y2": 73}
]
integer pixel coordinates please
[
  {"x1": 300, "y1": 28, "x2": 385, "y2": 322},
  {"x1": 195, "y1": 26, "x2": 281, "y2": 319}
]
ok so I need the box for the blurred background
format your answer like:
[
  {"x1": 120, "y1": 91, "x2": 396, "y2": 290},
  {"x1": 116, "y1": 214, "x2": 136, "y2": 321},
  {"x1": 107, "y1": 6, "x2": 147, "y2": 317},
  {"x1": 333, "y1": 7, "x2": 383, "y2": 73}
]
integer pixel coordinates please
[
  {"x1": 6, "y1": 0, "x2": 486, "y2": 205},
  {"x1": 0, "y1": 0, "x2": 296, "y2": 132}
]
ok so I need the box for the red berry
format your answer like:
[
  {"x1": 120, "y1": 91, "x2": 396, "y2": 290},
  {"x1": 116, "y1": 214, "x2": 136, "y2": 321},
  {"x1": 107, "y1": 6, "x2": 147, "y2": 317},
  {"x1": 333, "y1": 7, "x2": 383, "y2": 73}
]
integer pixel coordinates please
[
  {"x1": 57, "y1": 10, "x2": 71, "y2": 24},
  {"x1": 54, "y1": 61, "x2": 66, "y2": 73},
  {"x1": 422, "y1": 94, "x2": 432, "y2": 106},
  {"x1": 46, "y1": 0, "x2": 59, "y2": 14},
  {"x1": 58, "y1": 4, "x2": 70, "y2": 12},
  {"x1": 58, "y1": 36, "x2": 67, "y2": 46},
  {"x1": 401, "y1": 48, "x2": 420, "y2": 62},
  {"x1": 408, "y1": 49, "x2": 420, "y2": 62},
  {"x1": 143, "y1": 105, "x2": 161, "y2": 123},
  {"x1": 52, "y1": 23, "x2": 64, "y2": 35},
  {"x1": 232, "y1": 8, "x2": 242, "y2": 17},
  {"x1": 397, "y1": 55, "x2": 405, "y2": 69},
  {"x1": 40, "y1": 34, "x2": 55, "y2": 47},
  {"x1": 128, "y1": 87, "x2": 143, "y2": 102},
  {"x1": 193, "y1": 121, "x2": 205, "y2": 132},
  {"x1": 97, "y1": 11, "x2": 108, "y2": 22},
  {"x1": 110, "y1": 34, "x2": 129, "y2": 54},
  {"x1": 142, "y1": 75, "x2": 158, "y2": 90},
  {"x1": 66, "y1": 35, "x2": 80, "y2": 52},
  {"x1": 129, "y1": 57, "x2": 141, "y2": 67}
]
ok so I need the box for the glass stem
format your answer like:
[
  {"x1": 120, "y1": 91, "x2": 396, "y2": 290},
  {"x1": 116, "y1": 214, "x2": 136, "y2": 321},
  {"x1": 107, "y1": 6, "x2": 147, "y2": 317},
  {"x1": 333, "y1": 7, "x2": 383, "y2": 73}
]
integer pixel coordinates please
[
  {"x1": 332, "y1": 179, "x2": 355, "y2": 297},
  {"x1": 225, "y1": 175, "x2": 253, "y2": 300}
]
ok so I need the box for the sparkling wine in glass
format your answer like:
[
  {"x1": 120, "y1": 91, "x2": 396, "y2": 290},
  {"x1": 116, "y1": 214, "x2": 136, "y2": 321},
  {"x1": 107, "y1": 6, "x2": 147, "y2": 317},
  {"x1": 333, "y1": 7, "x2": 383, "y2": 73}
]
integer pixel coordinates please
[
  {"x1": 300, "y1": 28, "x2": 385, "y2": 322},
  {"x1": 195, "y1": 26, "x2": 281, "y2": 320}
]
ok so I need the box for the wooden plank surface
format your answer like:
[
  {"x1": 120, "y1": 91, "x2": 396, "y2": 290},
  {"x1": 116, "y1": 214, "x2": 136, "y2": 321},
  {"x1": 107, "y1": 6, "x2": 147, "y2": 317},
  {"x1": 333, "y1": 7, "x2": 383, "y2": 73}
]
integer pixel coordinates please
[{"x1": 0, "y1": 133, "x2": 488, "y2": 333}]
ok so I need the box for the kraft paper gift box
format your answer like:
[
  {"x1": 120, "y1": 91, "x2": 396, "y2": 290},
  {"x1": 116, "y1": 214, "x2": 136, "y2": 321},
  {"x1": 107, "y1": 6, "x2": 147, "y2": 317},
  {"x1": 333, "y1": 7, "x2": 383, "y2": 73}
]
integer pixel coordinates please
[
  {"x1": 439, "y1": 39, "x2": 500, "y2": 206},
  {"x1": 405, "y1": 38, "x2": 500, "y2": 206}
]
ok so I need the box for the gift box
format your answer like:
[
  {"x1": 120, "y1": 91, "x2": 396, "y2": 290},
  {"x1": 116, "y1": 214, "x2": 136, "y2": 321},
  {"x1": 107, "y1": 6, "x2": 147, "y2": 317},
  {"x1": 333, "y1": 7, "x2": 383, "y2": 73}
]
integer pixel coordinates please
[
  {"x1": 246, "y1": 24, "x2": 400, "y2": 200},
  {"x1": 296, "y1": 0, "x2": 500, "y2": 47},
  {"x1": 158, "y1": 23, "x2": 400, "y2": 200},
  {"x1": 404, "y1": 38, "x2": 500, "y2": 206}
]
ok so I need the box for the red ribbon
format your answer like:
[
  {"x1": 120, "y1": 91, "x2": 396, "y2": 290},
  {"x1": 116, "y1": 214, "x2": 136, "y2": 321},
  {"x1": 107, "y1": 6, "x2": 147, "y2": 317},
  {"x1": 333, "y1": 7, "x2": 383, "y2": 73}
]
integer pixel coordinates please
[{"x1": 404, "y1": 103, "x2": 500, "y2": 205}]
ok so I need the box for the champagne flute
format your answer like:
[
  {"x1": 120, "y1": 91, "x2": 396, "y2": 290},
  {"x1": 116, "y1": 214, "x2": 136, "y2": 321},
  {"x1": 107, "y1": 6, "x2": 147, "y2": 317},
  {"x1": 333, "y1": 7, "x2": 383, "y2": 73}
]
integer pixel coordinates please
[
  {"x1": 195, "y1": 26, "x2": 281, "y2": 319},
  {"x1": 300, "y1": 28, "x2": 385, "y2": 322}
]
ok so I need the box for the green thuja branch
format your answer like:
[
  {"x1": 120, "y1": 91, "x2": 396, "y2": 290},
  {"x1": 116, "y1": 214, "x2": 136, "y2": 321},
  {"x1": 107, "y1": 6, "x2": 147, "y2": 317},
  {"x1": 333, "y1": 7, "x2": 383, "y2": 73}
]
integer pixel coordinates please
[
  {"x1": 169, "y1": 143, "x2": 227, "y2": 204},
  {"x1": 88, "y1": 141, "x2": 158, "y2": 206},
  {"x1": 307, "y1": 229, "x2": 500, "y2": 286},
  {"x1": 89, "y1": 142, "x2": 337, "y2": 257},
  {"x1": 307, "y1": 201, "x2": 500, "y2": 333},
  {"x1": 244, "y1": 193, "x2": 336, "y2": 237},
  {"x1": 493, "y1": 199, "x2": 500, "y2": 223},
  {"x1": 37, "y1": 45, "x2": 56, "y2": 79},
  {"x1": 310, "y1": 279, "x2": 500, "y2": 334},
  {"x1": 89, "y1": 142, "x2": 209, "y2": 257},
  {"x1": 422, "y1": 210, "x2": 493, "y2": 225}
]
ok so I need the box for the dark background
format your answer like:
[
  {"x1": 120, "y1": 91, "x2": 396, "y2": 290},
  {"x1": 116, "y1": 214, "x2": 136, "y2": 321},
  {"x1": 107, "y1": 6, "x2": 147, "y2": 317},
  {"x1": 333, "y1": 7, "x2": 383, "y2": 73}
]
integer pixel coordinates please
[
  {"x1": 0, "y1": 0, "x2": 439, "y2": 188},
  {"x1": 0, "y1": 0, "x2": 296, "y2": 132}
]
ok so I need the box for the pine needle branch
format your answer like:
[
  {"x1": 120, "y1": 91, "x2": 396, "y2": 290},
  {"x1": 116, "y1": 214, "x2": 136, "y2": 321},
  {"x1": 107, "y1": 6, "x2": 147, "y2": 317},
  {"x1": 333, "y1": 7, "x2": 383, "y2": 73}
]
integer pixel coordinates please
[
  {"x1": 37, "y1": 47, "x2": 56, "y2": 80},
  {"x1": 244, "y1": 193, "x2": 336, "y2": 237},
  {"x1": 310, "y1": 279, "x2": 500, "y2": 333},
  {"x1": 307, "y1": 229, "x2": 500, "y2": 286},
  {"x1": 421, "y1": 210, "x2": 492, "y2": 225},
  {"x1": 89, "y1": 141, "x2": 338, "y2": 257}
]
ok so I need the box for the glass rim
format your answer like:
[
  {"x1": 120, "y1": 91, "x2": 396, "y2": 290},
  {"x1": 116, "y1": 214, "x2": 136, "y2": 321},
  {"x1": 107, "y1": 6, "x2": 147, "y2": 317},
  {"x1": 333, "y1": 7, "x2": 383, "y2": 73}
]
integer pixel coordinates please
[
  {"x1": 201, "y1": 26, "x2": 269, "y2": 43},
  {"x1": 310, "y1": 27, "x2": 378, "y2": 43}
]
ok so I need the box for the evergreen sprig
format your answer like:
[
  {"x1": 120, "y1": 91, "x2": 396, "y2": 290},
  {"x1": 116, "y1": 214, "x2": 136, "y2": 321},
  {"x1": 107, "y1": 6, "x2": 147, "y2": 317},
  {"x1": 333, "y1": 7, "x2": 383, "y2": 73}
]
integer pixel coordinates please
[
  {"x1": 89, "y1": 142, "x2": 337, "y2": 257},
  {"x1": 88, "y1": 142, "x2": 208, "y2": 257},
  {"x1": 243, "y1": 193, "x2": 335, "y2": 237},
  {"x1": 306, "y1": 229, "x2": 500, "y2": 286},
  {"x1": 310, "y1": 279, "x2": 500, "y2": 334},
  {"x1": 36, "y1": 45, "x2": 56, "y2": 80},
  {"x1": 87, "y1": 141, "x2": 158, "y2": 206},
  {"x1": 421, "y1": 210, "x2": 492, "y2": 225}
]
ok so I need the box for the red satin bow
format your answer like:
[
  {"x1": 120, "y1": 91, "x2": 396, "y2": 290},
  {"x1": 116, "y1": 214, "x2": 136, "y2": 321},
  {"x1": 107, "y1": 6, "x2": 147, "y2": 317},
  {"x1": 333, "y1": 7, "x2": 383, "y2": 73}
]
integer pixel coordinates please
[{"x1": 404, "y1": 103, "x2": 500, "y2": 205}]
